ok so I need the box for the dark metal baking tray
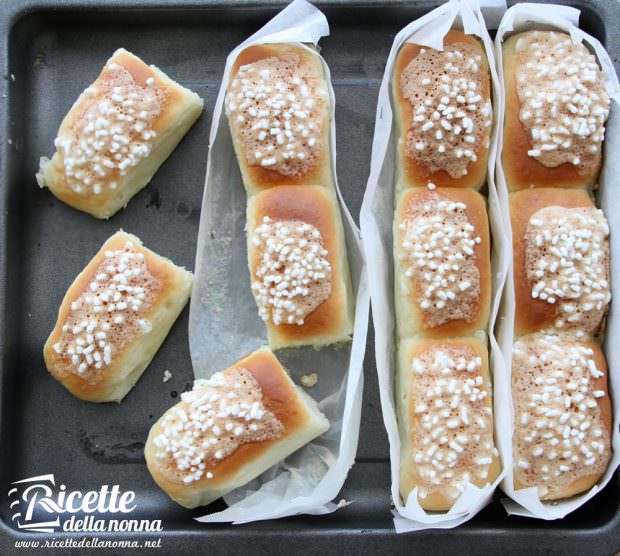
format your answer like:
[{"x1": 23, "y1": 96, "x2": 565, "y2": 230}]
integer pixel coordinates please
[{"x1": 0, "y1": 0, "x2": 618, "y2": 554}]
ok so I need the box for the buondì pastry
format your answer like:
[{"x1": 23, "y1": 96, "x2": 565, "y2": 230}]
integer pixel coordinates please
[
  {"x1": 225, "y1": 43, "x2": 332, "y2": 196},
  {"x1": 393, "y1": 30, "x2": 493, "y2": 191},
  {"x1": 502, "y1": 31, "x2": 610, "y2": 191},
  {"x1": 144, "y1": 346, "x2": 329, "y2": 508},
  {"x1": 394, "y1": 187, "x2": 491, "y2": 339},
  {"x1": 511, "y1": 333, "x2": 611, "y2": 500},
  {"x1": 398, "y1": 336, "x2": 500, "y2": 510},
  {"x1": 37, "y1": 48, "x2": 204, "y2": 218},
  {"x1": 510, "y1": 188, "x2": 610, "y2": 338},
  {"x1": 246, "y1": 185, "x2": 353, "y2": 350},
  {"x1": 44, "y1": 231, "x2": 193, "y2": 402}
]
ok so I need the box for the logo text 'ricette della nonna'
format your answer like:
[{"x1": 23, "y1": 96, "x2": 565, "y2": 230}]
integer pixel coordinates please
[{"x1": 8, "y1": 474, "x2": 162, "y2": 533}]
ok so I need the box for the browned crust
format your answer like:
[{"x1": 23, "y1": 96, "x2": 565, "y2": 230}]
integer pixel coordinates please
[
  {"x1": 46, "y1": 49, "x2": 192, "y2": 215},
  {"x1": 395, "y1": 187, "x2": 491, "y2": 337},
  {"x1": 146, "y1": 349, "x2": 311, "y2": 493},
  {"x1": 400, "y1": 337, "x2": 501, "y2": 511},
  {"x1": 509, "y1": 188, "x2": 596, "y2": 336},
  {"x1": 393, "y1": 30, "x2": 491, "y2": 189},
  {"x1": 247, "y1": 185, "x2": 351, "y2": 346},
  {"x1": 43, "y1": 231, "x2": 184, "y2": 400},
  {"x1": 501, "y1": 33, "x2": 600, "y2": 191},
  {"x1": 229, "y1": 43, "x2": 332, "y2": 193},
  {"x1": 512, "y1": 337, "x2": 612, "y2": 499}
]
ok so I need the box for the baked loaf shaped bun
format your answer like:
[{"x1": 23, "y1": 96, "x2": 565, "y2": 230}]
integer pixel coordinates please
[
  {"x1": 512, "y1": 333, "x2": 611, "y2": 500},
  {"x1": 44, "y1": 231, "x2": 193, "y2": 402},
  {"x1": 394, "y1": 187, "x2": 490, "y2": 339},
  {"x1": 398, "y1": 337, "x2": 500, "y2": 510},
  {"x1": 36, "y1": 48, "x2": 204, "y2": 218},
  {"x1": 225, "y1": 43, "x2": 332, "y2": 196},
  {"x1": 145, "y1": 346, "x2": 329, "y2": 508},
  {"x1": 510, "y1": 188, "x2": 610, "y2": 338},
  {"x1": 246, "y1": 185, "x2": 353, "y2": 350},
  {"x1": 393, "y1": 30, "x2": 493, "y2": 191},
  {"x1": 502, "y1": 31, "x2": 610, "y2": 191}
]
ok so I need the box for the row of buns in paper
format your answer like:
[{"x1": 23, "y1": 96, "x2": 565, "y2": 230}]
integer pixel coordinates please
[
  {"x1": 390, "y1": 24, "x2": 613, "y2": 511},
  {"x1": 392, "y1": 30, "x2": 501, "y2": 511},
  {"x1": 503, "y1": 30, "x2": 612, "y2": 501}
]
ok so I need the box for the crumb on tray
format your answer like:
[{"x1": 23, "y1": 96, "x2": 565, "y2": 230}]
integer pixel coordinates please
[{"x1": 300, "y1": 372, "x2": 318, "y2": 388}]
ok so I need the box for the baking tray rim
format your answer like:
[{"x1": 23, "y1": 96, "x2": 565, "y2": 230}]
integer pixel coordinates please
[{"x1": 0, "y1": 0, "x2": 619, "y2": 551}]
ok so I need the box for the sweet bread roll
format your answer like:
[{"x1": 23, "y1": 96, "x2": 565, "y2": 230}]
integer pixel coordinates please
[
  {"x1": 44, "y1": 231, "x2": 193, "y2": 402},
  {"x1": 393, "y1": 30, "x2": 493, "y2": 191},
  {"x1": 36, "y1": 48, "x2": 204, "y2": 219},
  {"x1": 246, "y1": 185, "x2": 353, "y2": 350},
  {"x1": 512, "y1": 333, "x2": 612, "y2": 500},
  {"x1": 225, "y1": 43, "x2": 332, "y2": 196},
  {"x1": 394, "y1": 187, "x2": 491, "y2": 339},
  {"x1": 398, "y1": 337, "x2": 500, "y2": 511},
  {"x1": 502, "y1": 31, "x2": 610, "y2": 191},
  {"x1": 145, "y1": 346, "x2": 329, "y2": 508},
  {"x1": 510, "y1": 188, "x2": 610, "y2": 338}
]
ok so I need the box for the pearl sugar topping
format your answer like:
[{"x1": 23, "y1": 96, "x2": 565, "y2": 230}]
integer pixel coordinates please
[
  {"x1": 410, "y1": 345, "x2": 496, "y2": 501},
  {"x1": 400, "y1": 192, "x2": 481, "y2": 328},
  {"x1": 515, "y1": 31, "x2": 609, "y2": 174},
  {"x1": 525, "y1": 206, "x2": 610, "y2": 336},
  {"x1": 227, "y1": 55, "x2": 323, "y2": 177},
  {"x1": 252, "y1": 217, "x2": 332, "y2": 326},
  {"x1": 56, "y1": 61, "x2": 165, "y2": 196},
  {"x1": 153, "y1": 367, "x2": 284, "y2": 484},
  {"x1": 400, "y1": 42, "x2": 492, "y2": 178},
  {"x1": 51, "y1": 241, "x2": 159, "y2": 378},
  {"x1": 512, "y1": 334, "x2": 610, "y2": 499}
]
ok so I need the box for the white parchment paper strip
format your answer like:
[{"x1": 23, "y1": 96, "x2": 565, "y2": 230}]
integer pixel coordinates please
[
  {"x1": 188, "y1": 0, "x2": 369, "y2": 524},
  {"x1": 494, "y1": 2, "x2": 620, "y2": 520},
  {"x1": 359, "y1": 0, "x2": 510, "y2": 533}
]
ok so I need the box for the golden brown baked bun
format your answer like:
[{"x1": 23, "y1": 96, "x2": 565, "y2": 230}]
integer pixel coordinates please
[
  {"x1": 502, "y1": 32, "x2": 609, "y2": 191},
  {"x1": 225, "y1": 43, "x2": 332, "y2": 196},
  {"x1": 511, "y1": 333, "x2": 612, "y2": 500},
  {"x1": 145, "y1": 346, "x2": 329, "y2": 508},
  {"x1": 394, "y1": 187, "x2": 491, "y2": 339},
  {"x1": 398, "y1": 336, "x2": 500, "y2": 511},
  {"x1": 44, "y1": 231, "x2": 193, "y2": 402},
  {"x1": 36, "y1": 49, "x2": 204, "y2": 218},
  {"x1": 510, "y1": 188, "x2": 610, "y2": 338},
  {"x1": 393, "y1": 30, "x2": 492, "y2": 191},
  {"x1": 246, "y1": 185, "x2": 354, "y2": 350}
]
